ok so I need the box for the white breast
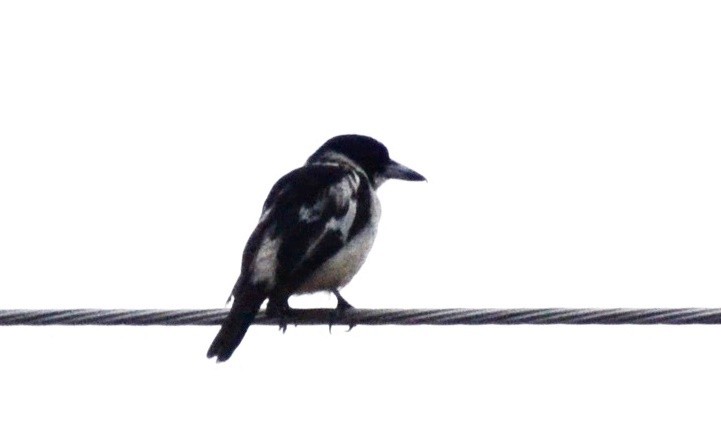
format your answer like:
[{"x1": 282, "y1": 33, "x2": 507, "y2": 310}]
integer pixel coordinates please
[{"x1": 295, "y1": 189, "x2": 381, "y2": 294}]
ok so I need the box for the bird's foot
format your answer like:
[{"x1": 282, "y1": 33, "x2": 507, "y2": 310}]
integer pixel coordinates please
[
  {"x1": 329, "y1": 294, "x2": 355, "y2": 333},
  {"x1": 266, "y1": 300, "x2": 296, "y2": 334},
  {"x1": 278, "y1": 313, "x2": 290, "y2": 334}
]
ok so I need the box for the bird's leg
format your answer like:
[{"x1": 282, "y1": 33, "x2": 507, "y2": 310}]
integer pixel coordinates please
[
  {"x1": 329, "y1": 289, "x2": 355, "y2": 332},
  {"x1": 333, "y1": 289, "x2": 354, "y2": 311},
  {"x1": 266, "y1": 297, "x2": 295, "y2": 333}
]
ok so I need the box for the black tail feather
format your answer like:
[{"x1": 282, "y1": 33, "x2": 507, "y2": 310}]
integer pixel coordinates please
[{"x1": 207, "y1": 289, "x2": 266, "y2": 362}]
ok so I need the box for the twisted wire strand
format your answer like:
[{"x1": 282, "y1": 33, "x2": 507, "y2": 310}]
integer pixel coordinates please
[{"x1": 3, "y1": 308, "x2": 721, "y2": 326}]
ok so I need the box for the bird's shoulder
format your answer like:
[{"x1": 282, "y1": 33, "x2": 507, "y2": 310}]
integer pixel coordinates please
[{"x1": 262, "y1": 164, "x2": 363, "y2": 219}]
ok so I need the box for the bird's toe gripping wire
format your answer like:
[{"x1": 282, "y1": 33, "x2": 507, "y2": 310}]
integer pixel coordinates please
[
  {"x1": 329, "y1": 289, "x2": 356, "y2": 333},
  {"x1": 266, "y1": 299, "x2": 297, "y2": 334}
]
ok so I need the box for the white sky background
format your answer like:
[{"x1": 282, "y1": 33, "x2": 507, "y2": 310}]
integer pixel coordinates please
[{"x1": 1, "y1": 1, "x2": 720, "y2": 419}]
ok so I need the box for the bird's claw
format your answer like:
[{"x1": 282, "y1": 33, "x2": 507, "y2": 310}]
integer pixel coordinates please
[
  {"x1": 277, "y1": 310, "x2": 299, "y2": 334},
  {"x1": 328, "y1": 301, "x2": 355, "y2": 333},
  {"x1": 267, "y1": 301, "x2": 294, "y2": 334}
]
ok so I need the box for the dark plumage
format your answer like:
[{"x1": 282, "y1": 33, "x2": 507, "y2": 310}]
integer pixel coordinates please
[{"x1": 207, "y1": 134, "x2": 425, "y2": 362}]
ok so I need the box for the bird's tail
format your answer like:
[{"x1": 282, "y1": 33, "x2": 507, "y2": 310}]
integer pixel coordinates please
[{"x1": 207, "y1": 288, "x2": 266, "y2": 362}]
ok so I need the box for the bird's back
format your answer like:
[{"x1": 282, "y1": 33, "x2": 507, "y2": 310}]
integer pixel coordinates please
[{"x1": 235, "y1": 164, "x2": 375, "y2": 297}]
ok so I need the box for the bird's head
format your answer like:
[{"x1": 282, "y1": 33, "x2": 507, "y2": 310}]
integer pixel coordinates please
[{"x1": 307, "y1": 134, "x2": 426, "y2": 188}]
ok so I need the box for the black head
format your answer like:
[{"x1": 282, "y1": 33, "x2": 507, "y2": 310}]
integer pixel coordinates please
[{"x1": 307, "y1": 134, "x2": 425, "y2": 187}]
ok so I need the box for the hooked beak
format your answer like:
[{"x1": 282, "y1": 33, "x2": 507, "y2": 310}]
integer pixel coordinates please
[{"x1": 384, "y1": 159, "x2": 426, "y2": 182}]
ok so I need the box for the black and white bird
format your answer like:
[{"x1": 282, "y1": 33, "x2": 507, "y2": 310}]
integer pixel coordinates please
[{"x1": 207, "y1": 134, "x2": 425, "y2": 362}]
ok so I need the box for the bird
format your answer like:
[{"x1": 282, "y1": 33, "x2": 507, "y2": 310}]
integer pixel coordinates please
[{"x1": 207, "y1": 134, "x2": 425, "y2": 362}]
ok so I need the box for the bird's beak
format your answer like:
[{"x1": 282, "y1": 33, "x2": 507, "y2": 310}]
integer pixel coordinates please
[{"x1": 384, "y1": 159, "x2": 426, "y2": 182}]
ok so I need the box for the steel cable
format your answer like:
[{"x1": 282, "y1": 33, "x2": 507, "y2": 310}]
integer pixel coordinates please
[{"x1": 3, "y1": 308, "x2": 721, "y2": 326}]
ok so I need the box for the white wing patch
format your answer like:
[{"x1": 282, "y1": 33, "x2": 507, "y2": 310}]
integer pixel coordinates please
[
  {"x1": 325, "y1": 172, "x2": 360, "y2": 240},
  {"x1": 302, "y1": 173, "x2": 360, "y2": 260},
  {"x1": 299, "y1": 201, "x2": 324, "y2": 223},
  {"x1": 259, "y1": 206, "x2": 273, "y2": 222},
  {"x1": 250, "y1": 233, "x2": 281, "y2": 289}
]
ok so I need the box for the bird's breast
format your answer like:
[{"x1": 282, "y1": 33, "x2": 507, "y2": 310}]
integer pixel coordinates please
[{"x1": 295, "y1": 190, "x2": 381, "y2": 294}]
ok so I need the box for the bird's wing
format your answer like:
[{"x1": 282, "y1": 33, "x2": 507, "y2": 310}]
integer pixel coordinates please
[
  {"x1": 210, "y1": 165, "x2": 371, "y2": 361},
  {"x1": 233, "y1": 165, "x2": 371, "y2": 297}
]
